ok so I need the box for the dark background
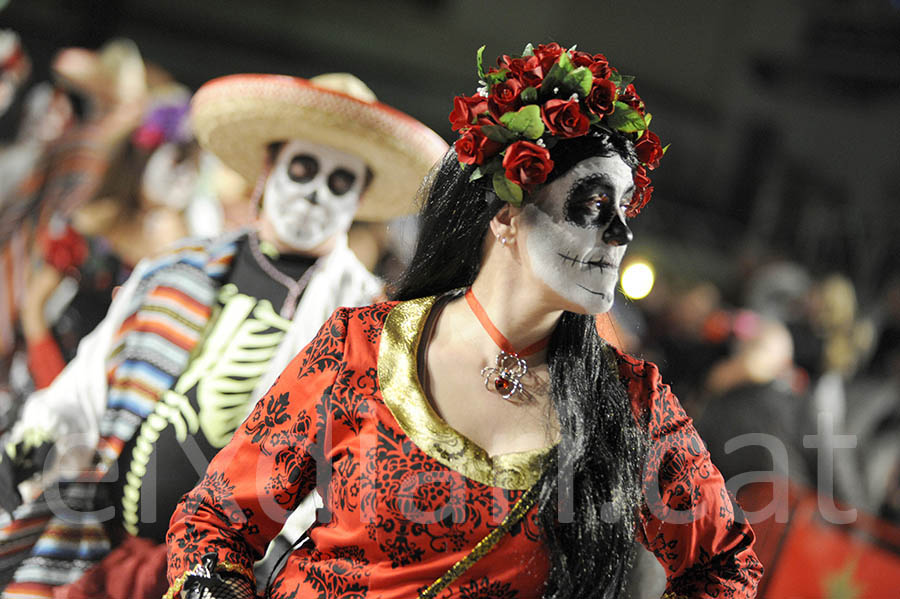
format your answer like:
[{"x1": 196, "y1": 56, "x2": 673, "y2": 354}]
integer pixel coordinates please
[{"x1": 3, "y1": 0, "x2": 899, "y2": 307}]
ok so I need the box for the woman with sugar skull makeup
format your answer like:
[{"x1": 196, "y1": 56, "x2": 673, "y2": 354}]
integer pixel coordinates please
[
  {"x1": 165, "y1": 45, "x2": 763, "y2": 599},
  {"x1": 0, "y1": 72, "x2": 446, "y2": 598}
]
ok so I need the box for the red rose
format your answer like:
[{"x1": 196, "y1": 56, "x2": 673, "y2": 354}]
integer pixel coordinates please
[
  {"x1": 533, "y1": 43, "x2": 565, "y2": 74},
  {"x1": 39, "y1": 224, "x2": 88, "y2": 273},
  {"x1": 488, "y1": 77, "x2": 524, "y2": 119},
  {"x1": 502, "y1": 141, "x2": 554, "y2": 188},
  {"x1": 541, "y1": 98, "x2": 590, "y2": 138},
  {"x1": 627, "y1": 185, "x2": 653, "y2": 217},
  {"x1": 500, "y1": 55, "x2": 543, "y2": 88},
  {"x1": 585, "y1": 78, "x2": 617, "y2": 117},
  {"x1": 454, "y1": 127, "x2": 502, "y2": 165},
  {"x1": 627, "y1": 166, "x2": 653, "y2": 217},
  {"x1": 633, "y1": 164, "x2": 651, "y2": 188},
  {"x1": 618, "y1": 83, "x2": 645, "y2": 115},
  {"x1": 571, "y1": 52, "x2": 611, "y2": 79},
  {"x1": 449, "y1": 94, "x2": 489, "y2": 131},
  {"x1": 634, "y1": 130, "x2": 663, "y2": 170}
]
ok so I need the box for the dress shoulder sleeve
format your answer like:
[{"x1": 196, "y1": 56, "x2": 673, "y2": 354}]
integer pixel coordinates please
[
  {"x1": 164, "y1": 307, "x2": 351, "y2": 597},
  {"x1": 615, "y1": 349, "x2": 764, "y2": 598}
]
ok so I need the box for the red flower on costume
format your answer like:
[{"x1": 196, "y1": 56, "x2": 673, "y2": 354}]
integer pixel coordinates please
[
  {"x1": 586, "y1": 78, "x2": 617, "y2": 117},
  {"x1": 541, "y1": 98, "x2": 591, "y2": 138},
  {"x1": 488, "y1": 78, "x2": 524, "y2": 120},
  {"x1": 39, "y1": 225, "x2": 88, "y2": 273},
  {"x1": 502, "y1": 141, "x2": 553, "y2": 188},
  {"x1": 449, "y1": 95, "x2": 489, "y2": 131},
  {"x1": 455, "y1": 128, "x2": 502, "y2": 165},
  {"x1": 635, "y1": 131, "x2": 664, "y2": 170}
]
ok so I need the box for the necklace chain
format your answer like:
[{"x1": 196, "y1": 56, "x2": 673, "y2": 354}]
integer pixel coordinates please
[
  {"x1": 464, "y1": 288, "x2": 549, "y2": 401},
  {"x1": 247, "y1": 232, "x2": 319, "y2": 320}
]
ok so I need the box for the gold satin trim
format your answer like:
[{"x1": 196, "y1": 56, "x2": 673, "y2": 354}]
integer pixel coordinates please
[{"x1": 378, "y1": 296, "x2": 552, "y2": 490}]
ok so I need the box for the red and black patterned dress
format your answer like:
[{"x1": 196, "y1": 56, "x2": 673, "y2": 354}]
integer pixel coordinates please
[{"x1": 165, "y1": 297, "x2": 763, "y2": 598}]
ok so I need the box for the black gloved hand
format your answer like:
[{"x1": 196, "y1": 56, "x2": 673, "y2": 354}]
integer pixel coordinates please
[
  {"x1": 0, "y1": 449, "x2": 22, "y2": 515},
  {"x1": 0, "y1": 438, "x2": 54, "y2": 517},
  {"x1": 182, "y1": 553, "x2": 257, "y2": 599}
]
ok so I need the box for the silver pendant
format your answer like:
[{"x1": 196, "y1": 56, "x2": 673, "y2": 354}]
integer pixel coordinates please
[{"x1": 481, "y1": 351, "x2": 528, "y2": 401}]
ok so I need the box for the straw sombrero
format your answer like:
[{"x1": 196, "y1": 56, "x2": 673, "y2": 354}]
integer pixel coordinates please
[{"x1": 190, "y1": 73, "x2": 448, "y2": 222}]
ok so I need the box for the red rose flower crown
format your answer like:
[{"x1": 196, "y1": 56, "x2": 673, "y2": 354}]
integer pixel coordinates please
[{"x1": 450, "y1": 43, "x2": 667, "y2": 216}]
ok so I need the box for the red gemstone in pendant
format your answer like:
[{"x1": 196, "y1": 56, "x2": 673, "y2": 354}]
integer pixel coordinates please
[{"x1": 494, "y1": 376, "x2": 511, "y2": 393}]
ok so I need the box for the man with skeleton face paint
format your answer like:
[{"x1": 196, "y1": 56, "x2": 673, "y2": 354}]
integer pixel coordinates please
[
  {"x1": 0, "y1": 72, "x2": 446, "y2": 598},
  {"x1": 261, "y1": 139, "x2": 368, "y2": 255}
]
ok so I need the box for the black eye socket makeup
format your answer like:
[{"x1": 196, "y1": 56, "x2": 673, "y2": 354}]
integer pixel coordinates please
[
  {"x1": 328, "y1": 168, "x2": 357, "y2": 196},
  {"x1": 564, "y1": 175, "x2": 617, "y2": 228},
  {"x1": 288, "y1": 154, "x2": 319, "y2": 182}
]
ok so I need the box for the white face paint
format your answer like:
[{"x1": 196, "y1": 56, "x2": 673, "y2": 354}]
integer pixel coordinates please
[
  {"x1": 520, "y1": 154, "x2": 635, "y2": 314},
  {"x1": 141, "y1": 142, "x2": 199, "y2": 210},
  {"x1": 262, "y1": 139, "x2": 366, "y2": 252}
]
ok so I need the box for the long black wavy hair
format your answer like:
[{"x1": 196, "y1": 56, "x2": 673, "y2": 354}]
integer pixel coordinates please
[{"x1": 392, "y1": 130, "x2": 648, "y2": 599}]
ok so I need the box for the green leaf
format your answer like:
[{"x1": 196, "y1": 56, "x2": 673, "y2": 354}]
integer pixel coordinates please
[
  {"x1": 661, "y1": 143, "x2": 671, "y2": 155},
  {"x1": 521, "y1": 86, "x2": 538, "y2": 103},
  {"x1": 499, "y1": 104, "x2": 544, "y2": 139},
  {"x1": 492, "y1": 171, "x2": 523, "y2": 206},
  {"x1": 542, "y1": 52, "x2": 575, "y2": 96},
  {"x1": 483, "y1": 156, "x2": 503, "y2": 174},
  {"x1": 469, "y1": 166, "x2": 485, "y2": 182},
  {"x1": 616, "y1": 74, "x2": 635, "y2": 89},
  {"x1": 609, "y1": 71, "x2": 621, "y2": 87},
  {"x1": 644, "y1": 112, "x2": 652, "y2": 127},
  {"x1": 607, "y1": 102, "x2": 647, "y2": 133},
  {"x1": 484, "y1": 68, "x2": 508, "y2": 86},
  {"x1": 562, "y1": 66, "x2": 592, "y2": 97},
  {"x1": 481, "y1": 124, "x2": 518, "y2": 143},
  {"x1": 476, "y1": 45, "x2": 486, "y2": 81},
  {"x1": 522, "y1": 43, "x2": 534, "y2": 57}
]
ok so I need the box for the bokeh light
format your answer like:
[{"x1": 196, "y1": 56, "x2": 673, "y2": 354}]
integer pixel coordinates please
[{"x1": 621, "y1": 261, "x2": 655, "y2": 300}]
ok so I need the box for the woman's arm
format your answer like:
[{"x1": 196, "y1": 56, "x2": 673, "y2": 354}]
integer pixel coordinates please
[
  {"x1": 164, "y1": 308, "x2": 350, "y2": 597},
  {"x1": 619, "y1": 353, "x2": 764, "y2": 598}
]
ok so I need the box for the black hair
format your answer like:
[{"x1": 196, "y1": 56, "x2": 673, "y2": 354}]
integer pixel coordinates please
[{"x1": 392, "y1": 130, "x2": 647, "y2": 599}]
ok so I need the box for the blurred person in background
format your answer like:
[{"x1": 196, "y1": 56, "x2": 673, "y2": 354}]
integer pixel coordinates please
[
  {"x1": 0, "y1": 38, "x2": 150, "y2": 411},
  {"x1": 19, "y1": 91, "x2": 199, "y2": 391},
  {"x1": 695, "y1": 310, "x2": 812, "y2": 486},
  {"x1": 0, "y1": 70, "x2": 446, "y2": 598}
]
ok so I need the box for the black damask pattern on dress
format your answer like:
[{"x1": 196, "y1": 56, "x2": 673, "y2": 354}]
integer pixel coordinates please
[
  {"x1": 331, "y1": 366, "x2": 379, "y2": 435},
  {"x1": 355, "y1": 301, "x2": 394, "y2": 344},
  {"x1": 455, "y1": 576, "x2": 520, "y2": 599},
  {"x1": 244, "y1": 391, "x2": 292, "y2": 456},
  {"x1": 268, "y1": 545, "x2": 371, "y2": 599},
  {"x1": 296, "y1": 308, "x2": 349, "y2": 381},
  {"x1": 361, "y1": 419, "x2": 501, "y2": 567},
  {"x1": 666, "y1": 531, "x2": 760, "y2": 599}
]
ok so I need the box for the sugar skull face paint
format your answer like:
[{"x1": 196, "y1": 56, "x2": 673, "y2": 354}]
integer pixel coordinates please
[
  {"x1": 263, "y1": 139, "x2": 367, "y2": 251},
  {"x1": 520, "y1": 154, "x2": 634, "y2": 314}
]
